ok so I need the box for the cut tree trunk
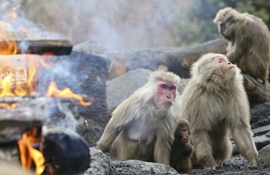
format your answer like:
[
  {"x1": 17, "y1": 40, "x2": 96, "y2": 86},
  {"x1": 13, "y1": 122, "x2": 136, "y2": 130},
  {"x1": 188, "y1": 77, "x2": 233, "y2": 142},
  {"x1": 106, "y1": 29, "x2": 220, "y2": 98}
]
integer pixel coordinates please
[
  {"x1": 107, "y1": 38, "x2": 270, "y2": 106},
  {"x1": 107, "y1": 38, "x2": 228, "y2": 78}
]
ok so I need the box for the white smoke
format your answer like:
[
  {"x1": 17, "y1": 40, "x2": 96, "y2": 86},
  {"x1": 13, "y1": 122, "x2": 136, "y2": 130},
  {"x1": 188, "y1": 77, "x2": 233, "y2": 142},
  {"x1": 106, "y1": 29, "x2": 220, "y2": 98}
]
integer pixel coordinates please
[{"x1": 6, "y1": 0, "x2": 195, "y2": 51}]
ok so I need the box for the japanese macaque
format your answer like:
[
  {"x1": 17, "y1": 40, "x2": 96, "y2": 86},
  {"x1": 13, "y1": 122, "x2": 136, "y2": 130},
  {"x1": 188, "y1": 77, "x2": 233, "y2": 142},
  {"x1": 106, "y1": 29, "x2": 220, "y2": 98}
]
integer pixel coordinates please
[
  {"x1": 108, "y1": 55, "x2": 127, "y2": 80},
  {"x1": 96, "y1": 70, "x2": 181, "y2": 165},
  {"x1": 170, "y1": 119, "x2": 193, "y2": 173},
  {"x1": 180, "y1": 53, "x2": 258, "y2": 170},
  {"x1": 213, "y1": 7, "x2": 270, "y2": 88}
]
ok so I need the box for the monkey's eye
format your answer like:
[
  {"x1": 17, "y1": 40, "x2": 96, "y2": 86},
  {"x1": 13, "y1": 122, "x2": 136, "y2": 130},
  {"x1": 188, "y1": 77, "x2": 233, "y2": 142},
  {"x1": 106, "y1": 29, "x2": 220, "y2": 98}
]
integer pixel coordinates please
[
  {"x1": 169, "y1": 86, "x2": 176, "y2": 91},
  {"x1": 214, "y1": 57, "x2": 225, "y2": 64},
  {"x1": 161, "y1": 84, "x2": 168, "y2": 89},
  {"x1": 182, "y1": 127, "x2": 189, "y2": 132}
]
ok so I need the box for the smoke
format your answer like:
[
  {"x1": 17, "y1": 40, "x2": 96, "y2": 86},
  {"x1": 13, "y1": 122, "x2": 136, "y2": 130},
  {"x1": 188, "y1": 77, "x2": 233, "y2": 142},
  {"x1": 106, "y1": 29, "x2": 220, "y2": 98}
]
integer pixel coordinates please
[
  {"x1": 0, "y1": 0, "x2": 198, "y2": 130},
  {"x1": 16, "y1": 0, "x2": 194, "y2": 51}
]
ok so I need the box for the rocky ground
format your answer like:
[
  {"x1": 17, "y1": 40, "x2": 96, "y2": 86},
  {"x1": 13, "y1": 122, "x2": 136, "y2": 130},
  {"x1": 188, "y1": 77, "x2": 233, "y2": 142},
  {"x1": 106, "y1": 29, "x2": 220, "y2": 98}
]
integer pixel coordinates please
[
  {"x1": 190, "y1": 155, "x2": 270, "y2": 175},
  {"x1": 85, "y1": 146, "x2": 270, "y2": 175}
]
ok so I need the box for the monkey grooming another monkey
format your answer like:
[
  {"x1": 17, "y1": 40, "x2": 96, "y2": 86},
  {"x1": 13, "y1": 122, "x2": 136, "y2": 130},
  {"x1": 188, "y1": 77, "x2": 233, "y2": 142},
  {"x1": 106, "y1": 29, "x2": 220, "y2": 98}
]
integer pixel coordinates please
[
  {"x1": 180, "y1": 53, "x2": 258, "y2": 170},
  {"x1": 213, "y1": 7, "x2": 270, "y2": 88},
  {"x1": 170, "y1": 119, "x2": 193, "y2": 173},
  {"x1": 96, "y1": 70, "x2": 181, "y2": 165}
]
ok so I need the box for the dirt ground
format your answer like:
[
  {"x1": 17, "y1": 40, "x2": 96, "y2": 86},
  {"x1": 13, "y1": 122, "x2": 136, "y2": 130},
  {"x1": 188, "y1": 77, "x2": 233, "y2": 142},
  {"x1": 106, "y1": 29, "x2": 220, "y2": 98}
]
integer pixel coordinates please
[{"x1": 190, "y1": 155, "x2": 270, "y2": 175}]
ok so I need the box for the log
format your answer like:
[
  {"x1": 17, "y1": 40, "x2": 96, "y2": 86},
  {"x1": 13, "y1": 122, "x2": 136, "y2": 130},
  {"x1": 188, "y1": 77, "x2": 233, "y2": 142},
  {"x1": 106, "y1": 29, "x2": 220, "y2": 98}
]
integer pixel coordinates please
[
  {"x1": 106, "y1": 38, "x2": 270, "y2": 106},
  {"x1": 0, "y1": 31, "x2": 73, "y2": 55},
  {"x1": 107, "y1": 38, "x2": 228, "y2": 78}
]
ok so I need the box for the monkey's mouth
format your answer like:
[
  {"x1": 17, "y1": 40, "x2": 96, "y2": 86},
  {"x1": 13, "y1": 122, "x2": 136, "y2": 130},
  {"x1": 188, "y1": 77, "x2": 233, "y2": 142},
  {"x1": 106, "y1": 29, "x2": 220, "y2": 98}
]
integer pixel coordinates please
[
  {"x1": 163, "y1": 102, "x2": 172, "y2": 107},
  {"x1": 182, "y1": 138, "x2": 188, "y2": 143},
  {"x1": 227, "y1": 65, "x2": 235, "y2": 72}
]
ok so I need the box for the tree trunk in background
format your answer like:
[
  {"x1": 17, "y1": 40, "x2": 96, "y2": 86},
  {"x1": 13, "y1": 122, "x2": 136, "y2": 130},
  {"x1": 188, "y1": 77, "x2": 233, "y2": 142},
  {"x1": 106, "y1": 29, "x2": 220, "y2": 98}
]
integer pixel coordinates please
[{"x1": 107, "y1": 38, "x2": 270, "y2": 106}]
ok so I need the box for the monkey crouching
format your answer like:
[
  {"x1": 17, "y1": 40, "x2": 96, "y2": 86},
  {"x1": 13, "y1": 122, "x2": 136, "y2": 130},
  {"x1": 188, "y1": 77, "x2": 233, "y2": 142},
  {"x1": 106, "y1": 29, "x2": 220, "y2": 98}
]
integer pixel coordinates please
[{"x1": 97, "y1": 70, "x2": 182, "y2": 165}]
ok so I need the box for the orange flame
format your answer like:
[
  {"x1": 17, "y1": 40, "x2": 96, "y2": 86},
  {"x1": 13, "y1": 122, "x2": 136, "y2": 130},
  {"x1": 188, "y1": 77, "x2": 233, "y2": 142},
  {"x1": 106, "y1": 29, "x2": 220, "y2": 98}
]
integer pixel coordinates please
[
  {"x1": 39, "y1": 52, "x2": 54, "y2": 67},
  {"x1": 0, "y1": 10, "x2": 19, "y2": 55},
  {"x1": 18, "y1": 128, "x2": 45, "y2": 175},
  {"x1": 26, "y1": 55, "x2": 40, "y2": 93},
  {"x1": 0, "y1": 41, "x2": 18, "y2": 55},
  {"x1": 46, "y1": 82, "x2": 92, "y2": 106},
  {"x1": 8, "y1": 9, "x2": 18, "y2": 21},
  {"x1": 0, "y1": 73, "x2": 16, "y2": 97},
  {"x1": 0, "y1": 102, "x2": 19, "y2": 110},
  {"x1": 0, "y1": 55, "x2": 40, "y2": 97}
]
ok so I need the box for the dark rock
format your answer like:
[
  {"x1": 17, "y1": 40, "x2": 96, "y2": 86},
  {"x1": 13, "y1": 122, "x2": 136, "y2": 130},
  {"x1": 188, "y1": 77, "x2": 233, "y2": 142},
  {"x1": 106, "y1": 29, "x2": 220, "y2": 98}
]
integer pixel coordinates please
[
  {"x1": 85, "y1": 147, "x2": 111, "y2": 175},
  {"x1": 190, "y1": 155, "x2": 270, "y2": 175},
  {"x1": 39, "y1": 51, "x2": 111, "y2": 146},
  {"x1": 254, "y1": 131, "x2": 270, "y2": 151},
  {"x1": 111, "y1": 160, "x2": 179, "y2": 175},
  {"x1": 85, "y1": 147, "x2": 179, "y2": 175},
  {"x1": 250, "y1": 102, "x2": 270, "y2": 129},
  {"x1": 258, "y1": 144, "x2": 270, "y2": 166},
  {"x1": 106, "y1": 68, "x2": 151, "y2": 112}
]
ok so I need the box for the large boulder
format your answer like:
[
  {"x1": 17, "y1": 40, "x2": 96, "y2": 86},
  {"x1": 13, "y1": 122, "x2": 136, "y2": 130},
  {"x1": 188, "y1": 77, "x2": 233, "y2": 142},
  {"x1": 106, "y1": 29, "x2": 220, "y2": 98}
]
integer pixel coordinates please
[{"x1": 106, "y1": 68, "x2": 152, "y2": 112}]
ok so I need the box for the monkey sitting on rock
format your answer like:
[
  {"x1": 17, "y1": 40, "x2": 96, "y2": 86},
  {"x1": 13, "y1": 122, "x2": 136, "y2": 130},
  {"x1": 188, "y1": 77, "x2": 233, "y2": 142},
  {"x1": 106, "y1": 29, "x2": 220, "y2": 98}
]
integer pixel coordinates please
[
  {"x1": 214, "y1": 7, "x2": 270, "y2": 88},
  {"x1": 97, "y1": 70, "x2": 183, "y2": 165}
]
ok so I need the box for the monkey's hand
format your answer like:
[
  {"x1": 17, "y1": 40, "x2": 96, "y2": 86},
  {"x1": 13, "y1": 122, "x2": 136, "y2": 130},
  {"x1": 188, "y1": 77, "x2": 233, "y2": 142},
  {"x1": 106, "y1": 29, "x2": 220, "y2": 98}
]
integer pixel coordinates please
[{"x1": 183, "y1": 143, "x2": 193, "y2": 156}]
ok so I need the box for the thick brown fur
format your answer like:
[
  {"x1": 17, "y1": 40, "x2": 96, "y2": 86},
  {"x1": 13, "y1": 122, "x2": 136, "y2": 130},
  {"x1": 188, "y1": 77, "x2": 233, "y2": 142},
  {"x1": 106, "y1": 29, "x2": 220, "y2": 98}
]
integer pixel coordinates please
[
  {"x1": 180, "y1": 53, "x2": 258, "y2": 170},
  {"x1": 213, "y1": 7, "x2": 270, "y2": 87},
  {"x1": 170, "y1": 119, "x2": 193, "y2": 173},
  {"x1": 96, "y1": 70, "x2": 181, "y2": 165}
]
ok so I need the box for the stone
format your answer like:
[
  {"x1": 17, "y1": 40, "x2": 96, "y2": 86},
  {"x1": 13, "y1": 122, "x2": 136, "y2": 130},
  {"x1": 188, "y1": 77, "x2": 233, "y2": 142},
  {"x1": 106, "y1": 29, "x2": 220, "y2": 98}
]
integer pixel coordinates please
[{"x1": 106, "y1": 68, "x2": 152, "y2": 112}]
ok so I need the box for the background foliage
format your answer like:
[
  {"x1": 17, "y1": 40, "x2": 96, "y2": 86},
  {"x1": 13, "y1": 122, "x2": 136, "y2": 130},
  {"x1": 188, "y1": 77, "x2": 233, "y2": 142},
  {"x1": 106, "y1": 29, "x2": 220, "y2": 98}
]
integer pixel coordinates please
[{"x1": 186, "y1": 0, "x2": 270, "y2": 46}]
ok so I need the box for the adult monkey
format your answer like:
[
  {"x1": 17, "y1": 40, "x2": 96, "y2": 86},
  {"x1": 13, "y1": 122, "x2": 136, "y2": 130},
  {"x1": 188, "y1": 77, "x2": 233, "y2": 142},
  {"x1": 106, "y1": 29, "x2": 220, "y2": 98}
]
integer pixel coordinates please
[
  {"x1": 213, "y1": 7, "x2": 270, "y2": 88},
  {"x1": 97, "y1": 70, "x2": 181, "y2": 165},
  {"x1": 180, "y1": 53, "x2": 258, "y2": 170},
  {"x1": 170, "y1": 119, "x2": 193, "y2": 173}
]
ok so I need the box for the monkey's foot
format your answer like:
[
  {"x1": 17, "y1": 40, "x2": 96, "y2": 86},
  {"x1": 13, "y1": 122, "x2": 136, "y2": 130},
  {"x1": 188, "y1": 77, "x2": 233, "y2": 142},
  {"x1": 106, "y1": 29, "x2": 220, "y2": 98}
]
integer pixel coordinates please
[
  {"x1": 201, "y1": 157, "x2": 217, "y2": 170},
  {"x1": 203, "y1": 165, "x2": 216, "y2": 170},
  {"x1": 216, "y1": 160, "x2": 225, "y2": 167},
  {"x1": 248, "y1": 158, "x2": 258, "y2": 167}
]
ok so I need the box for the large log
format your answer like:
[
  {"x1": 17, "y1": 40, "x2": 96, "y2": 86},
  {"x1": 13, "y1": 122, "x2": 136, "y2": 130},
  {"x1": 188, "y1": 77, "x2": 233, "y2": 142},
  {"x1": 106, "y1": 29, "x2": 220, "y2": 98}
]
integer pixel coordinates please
[
  {"x1": 106, "y1": 38, "x2": 270, "y2": 106},
  {"x1": 107, "y1": 38, "x2": 228, "y2": 78},
  {"x1": 0, "y1": 31, "x2": 73, "y2": 55}
]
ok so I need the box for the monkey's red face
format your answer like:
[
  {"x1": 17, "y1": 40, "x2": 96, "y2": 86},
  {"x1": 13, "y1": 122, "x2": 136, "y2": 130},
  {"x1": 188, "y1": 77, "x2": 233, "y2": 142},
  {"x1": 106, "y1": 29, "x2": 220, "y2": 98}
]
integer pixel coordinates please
[
  {"x1": 155, "y1": 82, "x2": 176, "y2": 108},
  {"x1": 214, "y1": 57, "x2": 235, "y2": 73}
]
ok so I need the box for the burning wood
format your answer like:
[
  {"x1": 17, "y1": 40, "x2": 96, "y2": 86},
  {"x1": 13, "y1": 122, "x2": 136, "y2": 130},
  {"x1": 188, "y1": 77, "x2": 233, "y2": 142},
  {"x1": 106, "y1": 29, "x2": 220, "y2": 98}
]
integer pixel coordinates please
[
  {"x1": 0, "y1": 9, "x2": 92, "y2": 175},
  {"x1": 0, "y1": 31, "x2": 73, "y2": 56},
  {"x1": 0, "y1": 9, "x2": 73, "y2": 56},
  {"x1": 18, "y1": 128, "x2": 45, "y2": 175},
  {"x1": 0, "y1": 54, "x2": 91, "y2": 106}
]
